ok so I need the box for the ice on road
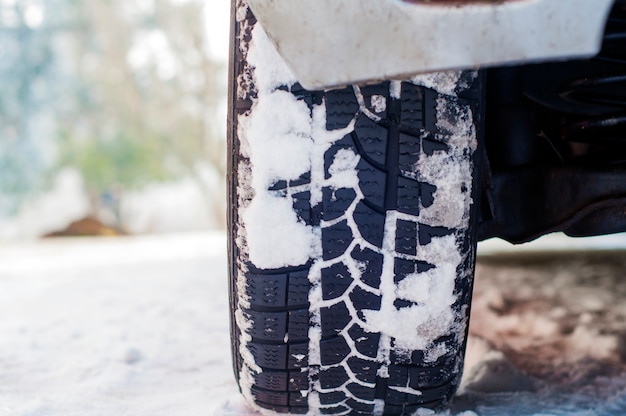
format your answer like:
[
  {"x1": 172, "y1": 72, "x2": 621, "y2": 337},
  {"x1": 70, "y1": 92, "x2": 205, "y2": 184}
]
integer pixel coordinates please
[{"x1": 1, "y1": 232, "x2": 626, "y2": 415}]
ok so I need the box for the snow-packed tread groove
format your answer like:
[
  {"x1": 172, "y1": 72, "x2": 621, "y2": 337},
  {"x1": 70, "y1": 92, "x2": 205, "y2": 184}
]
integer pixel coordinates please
[{"x1": 230, "y1": 2, "x2": 480, "y2": 414}]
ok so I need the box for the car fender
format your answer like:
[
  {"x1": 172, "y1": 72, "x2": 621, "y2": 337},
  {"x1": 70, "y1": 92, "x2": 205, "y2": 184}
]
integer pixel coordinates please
[{"x1": 245, "y1": 0, "x2": 615, "y2": 89}]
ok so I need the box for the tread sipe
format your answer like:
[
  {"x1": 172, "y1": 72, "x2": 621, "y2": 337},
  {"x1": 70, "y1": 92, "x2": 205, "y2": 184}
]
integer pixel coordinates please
[{"x1": 228, "y1": 1, "x2": 483, "y2": 414}]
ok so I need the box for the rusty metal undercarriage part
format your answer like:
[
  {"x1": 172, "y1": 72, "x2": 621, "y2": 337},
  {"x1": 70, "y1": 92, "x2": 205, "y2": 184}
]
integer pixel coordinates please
[
  {"x1": 478, "y1": 164, "x2": 626, "y2": 243},
  {"x1": 478, "y1": 0, "x2": 626, "y2": 243}
]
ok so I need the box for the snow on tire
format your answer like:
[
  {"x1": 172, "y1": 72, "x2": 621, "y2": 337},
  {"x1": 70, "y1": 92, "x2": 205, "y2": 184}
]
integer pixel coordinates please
[{"x1": 228, "y1": 2, "x2": 483, "y2": 414}]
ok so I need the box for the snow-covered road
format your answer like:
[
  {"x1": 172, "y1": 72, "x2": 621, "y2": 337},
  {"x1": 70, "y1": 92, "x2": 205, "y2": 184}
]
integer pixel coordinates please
[
  {"x1": 1, "y1": 232, "x2": 626, "y2": 415},
  {"x1": 0, "y1": 233, "x2": 235, "y2": 416}
]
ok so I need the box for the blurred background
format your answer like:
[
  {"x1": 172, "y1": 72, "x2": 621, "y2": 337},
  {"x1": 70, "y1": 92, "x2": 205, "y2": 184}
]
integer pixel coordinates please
[{"x1": 0, "y1": 0, "x2": 230, "y2": 239}]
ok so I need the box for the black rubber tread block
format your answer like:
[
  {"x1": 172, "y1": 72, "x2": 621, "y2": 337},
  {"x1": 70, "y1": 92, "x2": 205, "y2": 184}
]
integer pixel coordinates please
[
  {"x1": 410, "y1": 383, "x2": 456, "y2": 405},
  {"x1": 394, "y1": 299, "x2": 415, "y2": 309},
  {"x1": 420, "y1": 182, "x2": 437, "y2": 208},
  {"x1": 384, "y1": 387, "x2": 440, "y2": 408},
  {"x1": 288, "y1": 83, "x2": 322, "y2": 108},
  {"x1": 292, "y1": 191, "x2": 311, "y2": 224},
  {"x1": 350, "y1": 246, "x2": 383, "y2": 289},
  {"x1": 325, "y1": 87, "x2": 359, "y2": 130},
  {"x1": 385, "y1": 388, "x2": 406, "y2": 406},
  {"x1": 320, "y1": 302, "x2": 353, "y2": 338},
  {"x1": 394, "y1": 259, "x2": 414, "y2": 284},
  {"x1": 321, "y1": 262, "x2": 352, "y2": 301},
  {"x1": 359, "y1": 82, "x2": 390, "y2": 117},
  {"x1": 394, "y1": 258, "x2": 435, "y2": 284},
  {"x1": 391, "y1": 346, "x2": 421, "y2": 366},
  {"x1": 288, "y1": 309, "x2": 310, "y2": 343},
  {"x1": 269, "y1": 180, "x2": 289, "y2": 191},
  {"x1": 357, "y1": 163, "x2": 387, "y2": 207},
  {"x1": 375, "y1": 376, "x2": 389, "y2": 400},
  {"x1": 400, "y1": 82, "x2": 424, "y2": 127},
  {"x1": 423, "y1": 88, "x2": 439, "y2": 132},
  {"x1": 245, "y1": 273, "x2": 288, "y2": 309},
  {"x1": 423, "y1": 136, "x2": 449, "y2": 156},
  {"x1": 409, "y1": 348, "x2": 456, "y2": 367},
  {"x1": 319, "y1": 365, "x2": 351, "y2": 389},
  {"x1": 350, "y1": 286, "x2": 382, "y2": 320},
  {"x1": 320, "y1": 336, "x2": 352, "y2": 366},
  {"x1": 253, "y1": 371, "x2": 288, "y2": 391},
  {"x1": 320, "y1": 301, "x2": 352, "y2": 338},
  {"x1": 405, "y1": 390, "x2": 431, "y2": 405},
  {"x1": 245, "y1": 310, "x2": 287, "y2": 342},
  {"x1": 289, "y1": 393, "x2": 307, "y2": 407},
  {"x1": 322, "y1": 219, "x2": 353, "y2": 261},
  {"x1": 322, "y1": 187, "x2": 357, "y2": 222},
  {"x1": 321, "y1": 404, "x2": 350, "y2": 415},
  {"x1": 418, "y1": 224, "x2": 454, "y2": 246},
  {"x1": 346, "y1": 356, "x2": 377, "y2": 383},
  {"x1": 287, "y1": 270, "x2": 309, "y2": 307},
  {"x1": 409, "y1": 366, "x2": 453, "y2": 389},
  {"x1": 290, "y1": 171, "x2": 311, "y2": 187},
  {"x1": 346, "y1": 382, "x2": 376, "y2": 401},
  {"x1": 354, "y1": 115, "x2": 388, "y2": 166},
  {"x1": 319, "y1": 390, "x2": 346, "y2": 406},
  {"x1": 359, "y1": 82, "x2": 390, "y2": 98},
  {"x1": 356, "y1": 158, "x2": 386, "y2": 208},
  {"x1": 395, "y1": 219, "x2": 418, "y2": 256},
  {"x1": 288, "y1": 343, "x2": 308, "y2": 369},
  {"x1": 397, "y1": 176, "x2": 421, "y2": 216},
  {"x1": 288, "y1": 406, "x2": 309, "y2": 415},
  {"x1": 384, "y1": 404, "x2": 404, "y2": 415},
  {"x1": 345, "y1": 397, "x2": 375, "y2": 413},
  {"x1": 251, "y1": 386, "x2": 288, "y2": 406},
  {"x1": 398, "y1": 132, "x2": 421, "y2": 176},
  {"x1": 347, "y1": 324, "x2": 380, "y2": 359},
  {"x1": 289, "y1": 370, "x2": 309, "y2": 391},
  {"x1": 248, "y1": 342, "x2": 287, "y2": 369},
  {"x1": 268, "y1": 172, "x2": 311, "y2": 191},
  {"x1": 405, "y1": 404, "x2": 425, "y2": 414},
  {"x1": 353, "y1": 201, "x2": 385, "y2": 248},
  {"x1": 387, "y1": 365, "x2": 410, "y2": 388}
]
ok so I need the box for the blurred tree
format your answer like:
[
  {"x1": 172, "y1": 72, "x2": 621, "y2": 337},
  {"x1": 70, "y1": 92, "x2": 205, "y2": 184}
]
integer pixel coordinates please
[
  {"x1": 57, "y1": 0, "x2": 226, "y2": 228},
  {"x1": 0, "y1": 0, "x2": 67, "y2": 215},
  {"x1": 0, "y1": 0, "x2": 226, "y2": 229}
]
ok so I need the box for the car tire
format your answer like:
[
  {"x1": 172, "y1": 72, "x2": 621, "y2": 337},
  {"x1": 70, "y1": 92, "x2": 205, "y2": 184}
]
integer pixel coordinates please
[{"x1": 228, "y1": 1, "x2": 484, "y2": 414}]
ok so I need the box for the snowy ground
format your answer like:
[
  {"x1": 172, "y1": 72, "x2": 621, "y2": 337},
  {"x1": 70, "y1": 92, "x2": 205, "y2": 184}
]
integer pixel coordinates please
[{"x1": 1, "y1": 232, "x2": 626, "y2": 415}]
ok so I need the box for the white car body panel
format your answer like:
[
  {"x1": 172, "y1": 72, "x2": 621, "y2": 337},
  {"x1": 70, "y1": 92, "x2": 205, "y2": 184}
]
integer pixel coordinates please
[{"x1": 246, "y1": 0, "x2": 615, "y2": 90}]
